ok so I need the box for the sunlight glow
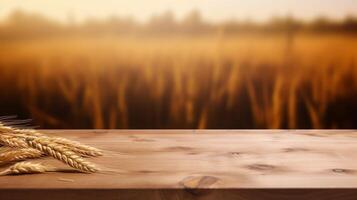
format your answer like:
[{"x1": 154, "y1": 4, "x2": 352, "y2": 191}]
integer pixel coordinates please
[{"x1": 0, "y1": 0, "x2": 356, "y2": 23}]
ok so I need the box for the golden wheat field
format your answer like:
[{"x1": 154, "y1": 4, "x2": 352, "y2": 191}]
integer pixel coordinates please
[{"x1": 0, "y1": 33, "x2": 357, "y2": 129}]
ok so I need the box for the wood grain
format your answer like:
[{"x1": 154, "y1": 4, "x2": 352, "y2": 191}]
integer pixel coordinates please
[{"x1": 1, "y1": 130, "x2": 357, "y2": 200}]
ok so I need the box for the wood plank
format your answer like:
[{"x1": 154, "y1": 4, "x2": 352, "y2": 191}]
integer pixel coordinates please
[{"x1": 1, "y1": 130, "x2": 357, "y2": 200}]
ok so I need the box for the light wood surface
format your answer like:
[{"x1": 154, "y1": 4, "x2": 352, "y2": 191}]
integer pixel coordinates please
[{"x1": 1, "y1": 130, "x2": 357, "y2": 200}]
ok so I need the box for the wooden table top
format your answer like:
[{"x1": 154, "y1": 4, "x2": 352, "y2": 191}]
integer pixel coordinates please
[{"x1": 1, "y1": 130, "x2": 357, "y2": 200}]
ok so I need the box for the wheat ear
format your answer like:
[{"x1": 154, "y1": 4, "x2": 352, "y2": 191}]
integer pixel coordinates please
[
  {"x1": 0, "y1": 122, "x2": 41, "y2": 138},
  {"x1": 0, "y1": 123, "x2": 34, "y2": 148},
  {"x1": 6, "y1": 135, "x2": 102, "y2": 157},
  {"x1": 26, "y1": 137, "x2": 99, "y2": 173},
  {"x1": 48, "y1": 137, "x2": 102, "y2": 157},
  {"x1": 0, "y1": 162, "x2": 53, "y2": 176},
  {"x1": 0, "y1": 148, "x2": 43, "y2": 165},
  {"x1": 0, "y1": 146, "x2": 10, "y2": 153},
  {"x1": 0, "y1": 122, "x2": 43, "y2": 139},
  {"x1": 12, "y1": 129, "x2": 44, "y2": 137},
  {"x1": 0, "y1": 135, "x2": 28, "y2": 148},
  {"x1": 1, "y1": 123, "x2": 102, "y2": 157},
  {"x1": 4, "y1": 134, "x2": 102, "y2": 157}
]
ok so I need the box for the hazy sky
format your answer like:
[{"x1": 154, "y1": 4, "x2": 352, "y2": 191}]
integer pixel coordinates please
[{"x1": 0, "y1": 0, "x2": 356, "y2": 23}]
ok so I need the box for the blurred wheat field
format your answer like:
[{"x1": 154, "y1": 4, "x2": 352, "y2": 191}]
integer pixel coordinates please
[{"x1": 0, "y1": 33, "x2": 357, "y2": 129}]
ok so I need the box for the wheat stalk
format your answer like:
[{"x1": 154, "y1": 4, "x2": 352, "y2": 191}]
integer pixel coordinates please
[
  {"x1": 0, "y1": 148, "x2": 43, "y2": 165},
  {"x1": 0, "y1": 161, "x2": 53, "y2": 176},
  {"x1": 26, "y1": 137, "x2": 99, "y2": 173}
]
